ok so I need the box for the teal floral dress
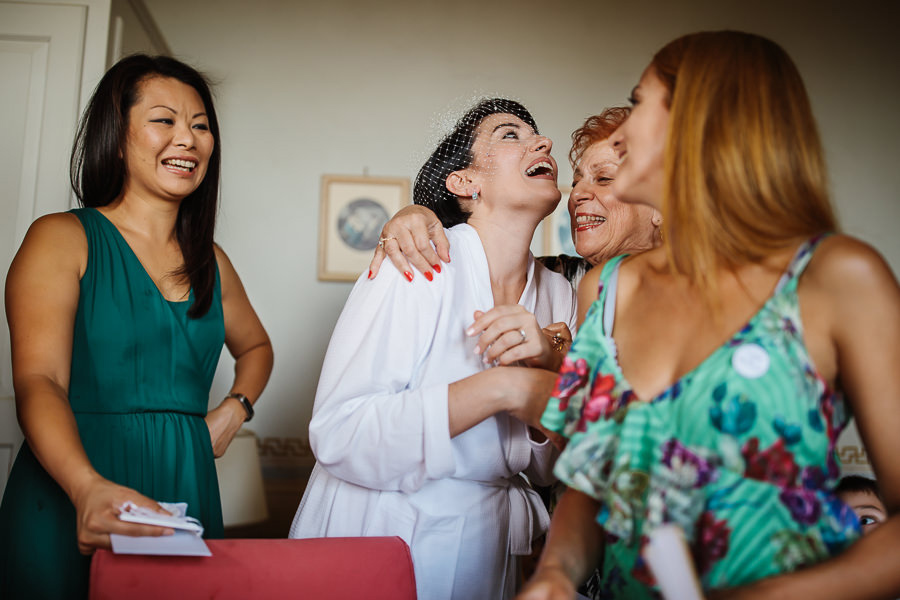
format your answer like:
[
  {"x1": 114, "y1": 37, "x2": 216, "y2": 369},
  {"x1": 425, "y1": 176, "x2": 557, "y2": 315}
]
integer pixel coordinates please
[{"x1": 541, "y1": 237, "x2": 860, "y2": 598}]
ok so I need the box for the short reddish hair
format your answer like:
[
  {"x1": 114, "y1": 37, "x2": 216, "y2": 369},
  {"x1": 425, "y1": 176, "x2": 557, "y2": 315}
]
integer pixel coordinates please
[{"x1": 568, "y1": 107, "x2": 631, "y2": 168}]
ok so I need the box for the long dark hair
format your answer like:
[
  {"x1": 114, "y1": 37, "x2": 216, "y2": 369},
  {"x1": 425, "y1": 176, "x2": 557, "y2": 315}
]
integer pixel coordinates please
[
  {"x1": 414, "y1": 98, "x2": 538, "y2": 228},
  {"x1": 70, "y1": 54, "x2": 221, "y2": 318}
]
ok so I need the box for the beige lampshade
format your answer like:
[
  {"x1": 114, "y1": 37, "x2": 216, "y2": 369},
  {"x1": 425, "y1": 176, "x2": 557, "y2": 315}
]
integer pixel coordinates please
[{"x1": 215, "y1": 428, "x2": 269, "y2": 527}]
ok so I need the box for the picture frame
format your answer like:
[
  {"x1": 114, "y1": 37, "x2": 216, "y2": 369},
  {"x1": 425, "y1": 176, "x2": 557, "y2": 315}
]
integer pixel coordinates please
[
  {"x1": 541, "y1": 186, "x2": 575, "y2": 257},
  {"x1": 318, "y1": 174, "x2": 410, "y2": 282}
]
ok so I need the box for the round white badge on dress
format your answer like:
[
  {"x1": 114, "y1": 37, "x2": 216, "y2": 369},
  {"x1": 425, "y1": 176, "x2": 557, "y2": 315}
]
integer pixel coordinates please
[{"x1": 732, "y1": 343, "x2": 770, "y2": 379}]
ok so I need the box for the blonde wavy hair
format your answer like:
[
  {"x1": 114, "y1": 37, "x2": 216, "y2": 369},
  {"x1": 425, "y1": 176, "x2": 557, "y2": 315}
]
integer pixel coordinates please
[{"x1": 651, "y1": 31, "x2": 837, "y2": 296}]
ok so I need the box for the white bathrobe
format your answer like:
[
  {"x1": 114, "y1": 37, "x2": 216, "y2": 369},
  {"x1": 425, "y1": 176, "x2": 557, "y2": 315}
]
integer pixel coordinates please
[{"x1": 290, "y1": 224, "x2": 577, "y2": 600}]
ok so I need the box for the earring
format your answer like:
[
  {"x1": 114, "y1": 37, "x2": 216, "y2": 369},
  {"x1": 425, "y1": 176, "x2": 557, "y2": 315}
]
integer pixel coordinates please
[{"x1": 472, "y1": 191, "x2": 479, "y2": 200}]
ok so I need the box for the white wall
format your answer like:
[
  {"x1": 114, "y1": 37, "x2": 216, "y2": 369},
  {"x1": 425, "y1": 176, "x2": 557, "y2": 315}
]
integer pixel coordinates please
[
  {"x1": 108, "y1": 0, "x2": 171, "y2": 63},
  {"x1": 143, "y1": 0, "x2": 900, "y2": 461}
]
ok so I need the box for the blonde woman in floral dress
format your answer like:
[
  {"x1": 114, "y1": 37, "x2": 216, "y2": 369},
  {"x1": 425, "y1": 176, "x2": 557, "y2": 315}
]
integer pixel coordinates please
[{"x1": 521, "y1": 31, "x2": 900, "y2": 599}]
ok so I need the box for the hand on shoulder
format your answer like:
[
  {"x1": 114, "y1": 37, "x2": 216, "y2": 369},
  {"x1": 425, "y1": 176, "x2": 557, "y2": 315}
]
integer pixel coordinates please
[{"x1": 368, "y1": 204, "x2": 449, "y2": 282}]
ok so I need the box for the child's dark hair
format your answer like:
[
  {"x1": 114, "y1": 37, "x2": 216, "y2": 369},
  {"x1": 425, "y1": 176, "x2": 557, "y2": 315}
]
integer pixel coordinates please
[{"x1": 835, "y1": 475, "x2": 881, "y2": 498}]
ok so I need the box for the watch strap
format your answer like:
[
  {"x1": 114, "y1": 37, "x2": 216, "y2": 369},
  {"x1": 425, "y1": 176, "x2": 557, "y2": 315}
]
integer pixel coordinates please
[{"x1": 226, "y1": 393, "x2": 254, "y2": 422}]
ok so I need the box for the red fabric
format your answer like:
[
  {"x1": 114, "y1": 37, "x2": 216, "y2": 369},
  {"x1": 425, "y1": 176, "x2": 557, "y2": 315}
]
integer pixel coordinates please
[{"x1": 89, "y1": 537, "x2": 416, "y2": 599}]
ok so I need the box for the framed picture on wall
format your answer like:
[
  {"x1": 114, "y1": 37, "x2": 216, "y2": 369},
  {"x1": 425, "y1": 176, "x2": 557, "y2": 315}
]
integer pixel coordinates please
[
  {"x1": 542, "y1": 186, "x2": 575, "y2": 256},
  {"x1": 318, "y1": 174, "x2": 410, "y2": 282}
]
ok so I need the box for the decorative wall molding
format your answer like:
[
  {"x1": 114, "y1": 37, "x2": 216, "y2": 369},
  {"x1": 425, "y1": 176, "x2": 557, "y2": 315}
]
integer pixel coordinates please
[
  {"x1": 837, "y1": 444, "x2": 869, "y2": 466},
  {"x1": 258, "y1": 436, "x2": 314, "y2": 460},
  {"x1": 253, "y1": 437, "x2": 873, "y2": 471},
  {"x1": 256, "y1": 436, "x2": 315, "y2": 479}
]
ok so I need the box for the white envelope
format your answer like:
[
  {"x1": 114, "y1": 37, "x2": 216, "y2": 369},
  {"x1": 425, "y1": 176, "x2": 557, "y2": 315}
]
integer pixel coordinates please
[{"x1": 110, "y1": 501, "x2": 211, "y2": 557}]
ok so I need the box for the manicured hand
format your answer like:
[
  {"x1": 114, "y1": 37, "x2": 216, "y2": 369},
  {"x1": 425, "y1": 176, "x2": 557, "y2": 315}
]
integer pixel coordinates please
[
  {"x1": 467, "y1": 307, "x2": 559, "y2": 369},
  {"x1": 368, "y1": 205, "x2": 450, "y2": 282}
]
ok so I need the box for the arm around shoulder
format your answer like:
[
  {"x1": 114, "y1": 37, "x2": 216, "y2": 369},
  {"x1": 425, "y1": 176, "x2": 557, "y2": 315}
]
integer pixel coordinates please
[{"x1": 368, "y1": 204, "x2": 450, "y2": 280}]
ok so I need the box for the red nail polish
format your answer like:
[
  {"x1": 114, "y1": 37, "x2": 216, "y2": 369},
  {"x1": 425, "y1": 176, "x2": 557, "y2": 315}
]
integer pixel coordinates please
[
  {"x1": 425, "y1": 271, "x2": 433, "y2": 282},
  {"x1": 433, "y1": 264, "x2": 442, "y2": 274},
  {"x1": 404, "y1": 271, "x2": 413, "y2": 282},
  {"x1": 368, "y1": 270, "x2": 373, "y2": 280}
]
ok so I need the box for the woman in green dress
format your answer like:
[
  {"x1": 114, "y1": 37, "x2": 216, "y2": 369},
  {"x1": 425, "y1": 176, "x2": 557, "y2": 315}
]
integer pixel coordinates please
[{"x1": 0, "y1": 55, "x2": 274, "y2": 599}]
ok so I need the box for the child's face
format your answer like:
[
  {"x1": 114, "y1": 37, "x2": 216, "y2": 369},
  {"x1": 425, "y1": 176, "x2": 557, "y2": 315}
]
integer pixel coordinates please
[{"x1": 840, "y1": 490, "x2": 887, "y2": 534}]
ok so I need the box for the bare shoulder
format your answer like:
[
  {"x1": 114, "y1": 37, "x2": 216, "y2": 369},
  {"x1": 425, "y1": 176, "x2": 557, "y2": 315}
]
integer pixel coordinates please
[
  {"x1": 25, "y1": 212, "x2": 86, "y2": 245},
  {"x1": 577, "y1": 257, "x2": 624, "y2": 306},
  {"x1": 6, "y1": 212, "x2": 87, "y2": 313},
  {"x1": 213, "y1": 243, "x2": 247, "y2": 298},
  {"x1": 803, "y1": 234, "x2": 900, "y2": 296},
  {"x1": 12, "y1": 212, "x2": 87, "y2": 274},
  {"x1": 575, "y1": 254, "x2": 640, "y2": 327},
  {"x1": 577, "y1": 263, "x2": 604, "y2": 299},
  {"x1": 213, "y1": 243, "x2": 235, "y2": 273},
  {"x1": 615, "y1": 247, "x2": 664, "y2": 294}
]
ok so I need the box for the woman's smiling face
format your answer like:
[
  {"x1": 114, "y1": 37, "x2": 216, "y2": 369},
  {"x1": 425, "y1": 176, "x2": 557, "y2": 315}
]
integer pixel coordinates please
[
  {"x1": 464, "y1": 112, "x2": 561, "y2": 216},
  {"x1": 121, "y1": 76, "x2": 214, "y2": 203},
  {"x1": 609, "y1": 67, "x2": 670, "y2": 209},
  {"x1": 567, "y1": 139, "x2": 661, "y2": 264}
]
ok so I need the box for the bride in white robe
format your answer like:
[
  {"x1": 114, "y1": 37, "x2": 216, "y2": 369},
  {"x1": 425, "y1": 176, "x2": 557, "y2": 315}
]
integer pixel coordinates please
[{"x1": 290, "y1": 98, "x2": 576, "y2": 600}]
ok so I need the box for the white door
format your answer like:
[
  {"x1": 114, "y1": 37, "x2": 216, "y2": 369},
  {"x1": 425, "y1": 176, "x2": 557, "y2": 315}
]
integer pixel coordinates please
[{"x1": 0, "y1": 1, "x2": 89, "y2": 498}]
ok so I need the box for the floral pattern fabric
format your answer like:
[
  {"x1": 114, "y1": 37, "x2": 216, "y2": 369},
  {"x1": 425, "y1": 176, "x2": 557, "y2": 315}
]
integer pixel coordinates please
[{"x1": 541, "y1": 238, "x2": 860, "y2": 599}]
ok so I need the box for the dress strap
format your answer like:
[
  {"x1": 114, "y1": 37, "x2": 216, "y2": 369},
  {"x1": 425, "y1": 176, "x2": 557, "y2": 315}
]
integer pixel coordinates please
[
  {"x1": 598, "y1": 255, "x2": 628, "y2": 337},
  {"x1": 773, "y1": 233, "x2": 833, "y2": 294}
]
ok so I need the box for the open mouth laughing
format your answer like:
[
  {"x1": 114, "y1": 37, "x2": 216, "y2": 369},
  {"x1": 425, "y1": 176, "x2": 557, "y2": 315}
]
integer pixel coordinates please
[
  {"x1": 575, "y1": 213, "x2": 607, "y2": 231},
  {"x1": 525, "y1": 159, "x2": 555, "y2": 179},
  {"x1": 161, "y1": 157, "x2": 198, "y2": 173}
]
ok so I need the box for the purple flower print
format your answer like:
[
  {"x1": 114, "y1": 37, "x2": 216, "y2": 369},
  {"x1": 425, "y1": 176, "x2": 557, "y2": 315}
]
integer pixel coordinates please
[
  {"x1": 781, "y1": 316, "x2": 798, "y2": 337},
  {"x1": 799, "y1": 466, "x2": 826, "y2": 491},
  {"x1": 780, "y1": 487, "x2": 822, "y2": 526},
  {"x1": 662, "y1": 439, "x2": 717, "y2": 487}
]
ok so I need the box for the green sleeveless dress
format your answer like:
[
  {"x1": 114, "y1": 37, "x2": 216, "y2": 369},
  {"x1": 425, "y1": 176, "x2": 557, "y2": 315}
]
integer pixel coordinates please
[
  {"x1": 0, "y1": 208, "x2": 225, "y2": 600},
  {"x1": 541, "y1": 237, "x2": 860, "y2": 598}
]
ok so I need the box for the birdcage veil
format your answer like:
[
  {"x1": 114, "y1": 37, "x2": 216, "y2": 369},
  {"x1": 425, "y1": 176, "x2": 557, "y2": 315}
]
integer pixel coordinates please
[{"x1": 412, "y1": 96, "x2": 538, "y2": 228}]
